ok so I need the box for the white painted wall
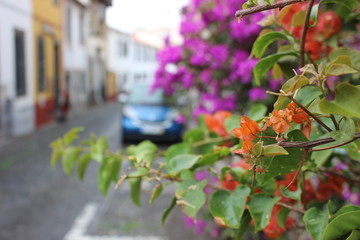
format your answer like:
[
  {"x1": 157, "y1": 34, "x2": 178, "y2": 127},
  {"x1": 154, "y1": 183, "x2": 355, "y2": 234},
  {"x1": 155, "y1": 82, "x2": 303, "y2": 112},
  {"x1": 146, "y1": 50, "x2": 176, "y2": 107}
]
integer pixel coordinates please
[
  {"x1": 0, "y1": 0, "x2": 34, "y2": 136},
  {"x1": 107, "y1": 28, "x2": 158, "y2": 93},
  {"x1": 63, "y1": 0, "x2": 88, "y2": 71},
  {"x1": 63, "y1": 0, "x2": 89, "y2": 106}
]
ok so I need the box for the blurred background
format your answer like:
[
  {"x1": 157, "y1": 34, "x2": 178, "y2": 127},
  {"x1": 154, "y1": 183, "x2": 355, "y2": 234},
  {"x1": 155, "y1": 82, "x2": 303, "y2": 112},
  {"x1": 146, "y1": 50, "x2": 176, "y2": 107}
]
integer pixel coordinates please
[{"x1": 0, "y1": 0, "x2": 195, "y2": 239}]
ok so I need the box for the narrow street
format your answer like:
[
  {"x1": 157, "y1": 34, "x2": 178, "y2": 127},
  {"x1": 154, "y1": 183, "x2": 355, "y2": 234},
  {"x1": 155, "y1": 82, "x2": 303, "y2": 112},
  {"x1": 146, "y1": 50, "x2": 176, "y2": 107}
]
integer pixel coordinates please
[{"x1": 0, "y1": 103, "x2": 197, "y2": 240}]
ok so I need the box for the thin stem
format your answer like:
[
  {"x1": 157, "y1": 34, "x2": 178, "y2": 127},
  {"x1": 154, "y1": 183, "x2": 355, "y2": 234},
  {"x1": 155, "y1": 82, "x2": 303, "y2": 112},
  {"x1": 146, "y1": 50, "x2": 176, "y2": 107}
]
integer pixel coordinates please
[
  {"x1": 330, "y1": 114, "x2": 340, "y2": 130},
  {"x1": 300, "y1": 0, "x2": 315, "y2": 66},
  {"x1": 301, "y1": 171, "x2": 307, "y2": 210},
  {"x1": 235, "y1": 0, "x2": 308, "y2": 18},
  {"x1": 276, "y1": 202, "x2": 306, "y2": 214},
  {"x1": 311, "y1": 138, "x2": 357, "y2": 151},
  {"x1": 286, "y1": 148, "x2": 310, "y2": 189},
  {"x1": 256, "y1": 135, "x2": 277, "y2": 139},
  {"x1": 192, "y1": 136, "x2": 234, "y2": 148},
  {"x1": 278, "y1": 132, "x2": 360, "y2": 148},
  {"x1": 288, "y1": 95, "x2": 332, "y2": 132}
]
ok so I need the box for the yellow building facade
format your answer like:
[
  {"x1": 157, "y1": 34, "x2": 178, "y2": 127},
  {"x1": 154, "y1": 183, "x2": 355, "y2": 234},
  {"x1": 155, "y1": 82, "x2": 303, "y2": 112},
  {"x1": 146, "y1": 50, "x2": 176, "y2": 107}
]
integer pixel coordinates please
[{"x1": 33, "y1": 0, "x2": 63, "y2": 127}]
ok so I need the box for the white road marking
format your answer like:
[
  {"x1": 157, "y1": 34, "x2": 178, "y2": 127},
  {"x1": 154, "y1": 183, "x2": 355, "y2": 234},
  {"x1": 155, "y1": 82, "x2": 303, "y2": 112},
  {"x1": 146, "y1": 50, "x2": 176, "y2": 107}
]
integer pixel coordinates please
[{"x1": 64, "y1": 202, "x2": 164, "y2": 240}]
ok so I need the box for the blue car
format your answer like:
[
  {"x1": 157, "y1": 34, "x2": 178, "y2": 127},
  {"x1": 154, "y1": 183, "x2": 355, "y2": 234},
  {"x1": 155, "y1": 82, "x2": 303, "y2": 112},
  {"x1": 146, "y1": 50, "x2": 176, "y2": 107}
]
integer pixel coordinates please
[{"x1": 121, "y1": 85, "x2": 184, "y2": 142}]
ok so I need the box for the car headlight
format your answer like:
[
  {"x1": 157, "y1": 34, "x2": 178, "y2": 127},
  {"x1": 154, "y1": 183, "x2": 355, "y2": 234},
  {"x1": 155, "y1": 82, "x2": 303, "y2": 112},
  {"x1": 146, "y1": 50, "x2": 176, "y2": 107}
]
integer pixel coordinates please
[{"x1": 123, "y1": 106, "x2": 137, "y2": 119}]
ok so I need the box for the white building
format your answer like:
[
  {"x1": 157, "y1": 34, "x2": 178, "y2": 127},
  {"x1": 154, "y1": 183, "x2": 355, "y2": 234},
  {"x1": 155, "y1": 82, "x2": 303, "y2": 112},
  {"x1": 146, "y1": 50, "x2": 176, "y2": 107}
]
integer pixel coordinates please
[
  {"x1": 0, "y1": 0, "x2": 34, "y2": 139},
  {"x1": 87, "y1": 0, "x2": 111, "y2": 104},
  {"x1": 63, "y1": 0, "x2": 89, "y2": 110},
  {"x1": 107, "y1": 28, "x2": 159, "y2": 93}
]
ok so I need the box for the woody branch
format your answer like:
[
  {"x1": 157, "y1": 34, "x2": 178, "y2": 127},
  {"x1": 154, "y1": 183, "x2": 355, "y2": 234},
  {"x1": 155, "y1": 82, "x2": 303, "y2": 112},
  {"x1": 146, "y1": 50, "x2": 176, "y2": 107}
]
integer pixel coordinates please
[{"x1": 235, "y1": 0, "x2": 308, "y2": 18}]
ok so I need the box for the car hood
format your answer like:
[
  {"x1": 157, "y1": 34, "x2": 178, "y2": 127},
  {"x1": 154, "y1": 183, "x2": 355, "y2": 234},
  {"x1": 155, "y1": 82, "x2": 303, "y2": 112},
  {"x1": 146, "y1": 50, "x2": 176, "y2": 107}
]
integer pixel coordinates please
[{"x1": 127, "y1": 104, "x2": 172, "y2": 122}]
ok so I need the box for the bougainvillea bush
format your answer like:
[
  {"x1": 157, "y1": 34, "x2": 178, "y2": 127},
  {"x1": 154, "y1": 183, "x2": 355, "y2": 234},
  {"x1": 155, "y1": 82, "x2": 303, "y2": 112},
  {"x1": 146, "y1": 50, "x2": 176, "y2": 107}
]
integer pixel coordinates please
[
  {"x1": 152, "y1": 0, "x2": 279, "y2": 117},
  {"x1": 51, "y1": 0, "x2": 360, "y2": 239}
]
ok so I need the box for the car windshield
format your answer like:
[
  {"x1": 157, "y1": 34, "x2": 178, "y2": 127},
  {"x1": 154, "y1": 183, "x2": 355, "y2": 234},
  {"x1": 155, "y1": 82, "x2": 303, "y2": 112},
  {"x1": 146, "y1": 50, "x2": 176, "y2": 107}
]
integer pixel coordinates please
[{"x1": 128, "y1": 85, "x2": 164, "y2": 105}]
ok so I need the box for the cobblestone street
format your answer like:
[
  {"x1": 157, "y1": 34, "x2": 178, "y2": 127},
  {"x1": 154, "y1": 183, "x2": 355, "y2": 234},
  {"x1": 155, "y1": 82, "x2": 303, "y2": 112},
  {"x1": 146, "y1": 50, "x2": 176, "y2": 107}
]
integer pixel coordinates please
[{"x1": 0, "y1": 103, "x2": 197, "y2": 240}]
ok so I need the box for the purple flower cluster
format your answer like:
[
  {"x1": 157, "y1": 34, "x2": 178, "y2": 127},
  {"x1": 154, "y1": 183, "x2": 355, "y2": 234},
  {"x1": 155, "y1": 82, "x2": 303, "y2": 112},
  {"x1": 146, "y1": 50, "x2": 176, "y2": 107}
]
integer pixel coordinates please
[{"x1": 152, "y1": 0, "x2": 269, "y2": 117}]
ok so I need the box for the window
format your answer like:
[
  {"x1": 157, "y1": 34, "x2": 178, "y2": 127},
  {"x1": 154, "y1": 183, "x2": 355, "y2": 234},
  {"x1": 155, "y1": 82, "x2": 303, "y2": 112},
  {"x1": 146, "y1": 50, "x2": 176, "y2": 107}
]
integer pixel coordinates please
[
  {"x1": 37, "y1": 36, "x2": 45, "y2": 92},
  {"x1": 14, "y1": 29, "x2": 26, "y2": 97},
  {"x1": 118, "y1": 40, "x2": 128, "y2": 58}
]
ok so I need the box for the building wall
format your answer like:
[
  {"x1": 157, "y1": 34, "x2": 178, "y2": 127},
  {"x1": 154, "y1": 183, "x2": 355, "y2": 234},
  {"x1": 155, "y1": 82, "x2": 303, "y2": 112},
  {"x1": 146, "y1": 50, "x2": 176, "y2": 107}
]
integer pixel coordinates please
[
  {"x1": 63, "y1": 0, "x2": 88, "y2": 108},
  {"x1": 33, "y1": 0, "x2": 63, "y2": 128},
  {"x1": 87, "y1": 0, "x2": 108, "y2": 104},
  {"x1": 107, "y1": 28, "x2": 158, "y2": 95},
  {"x1": 0, "y1": 0, "x2": 35, "y2": 137}
]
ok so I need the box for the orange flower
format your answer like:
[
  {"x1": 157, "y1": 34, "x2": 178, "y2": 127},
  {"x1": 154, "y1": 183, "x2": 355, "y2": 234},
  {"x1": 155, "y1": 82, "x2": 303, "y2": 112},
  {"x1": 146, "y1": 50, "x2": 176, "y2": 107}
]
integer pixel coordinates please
[
  {"x1": 205, "y1": 111, "x2": 232, "y2": 137},
  {"x1": 231, "y1": 116, "x2": 260, "y2": 154},
  {"x1": 221, "y1": 173, "x2": 239, "y2": 191},
  {"x1": 266, "y1": 103, "x2": 311, "y2": 138}
]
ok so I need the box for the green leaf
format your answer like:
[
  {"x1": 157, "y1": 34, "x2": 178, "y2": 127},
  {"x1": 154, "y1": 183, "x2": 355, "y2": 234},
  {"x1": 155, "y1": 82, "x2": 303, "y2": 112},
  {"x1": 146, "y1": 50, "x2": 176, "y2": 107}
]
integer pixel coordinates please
[
  {"x1": 225, "y1": 115, "x2": 241, "y2": 135},
  {"x1": 197, "y1": 114, "x2": 208, "y2": 133},
  {"x1": 346, "y1": 230, "x2": 360, "y2": 240},
  {"x1": 319, "y1": 83, "x2": 360, "y2": 119},
  {"x1": 63, "y1": 127, "x2": 84, "y2": 145},
  {"x1": 303, "y1": 208, "x2": 328, "y2": 240},
  {"x1": 263, "y1": 145, "x2": 288, "y2": 157},
  {"x1": 311, "y1": 149, "x2": 333, "y2": 167},
  {"x1": 257, "y1": 178, "x2": 277, "y2": 195},
  {"x1": 50, "y1": 138, "x2": 63, "y2": 149},
  {"x1": 321, "y1": 0, "x2": 358, "y2": 11},
  {"x1": 326, "y1": 64, "x2": 357, "y2": 76},
  {"x1": 329, "y1": 118, "x2": 355, "y2": 142},
  {"x1": 97, "y1": 156, "x2": 121, "y2": 196},
  {"x1": 209, "y1": 186, "x2": 251, "y2": 228},
  {"x1": 198, "y1": 132, "x2": 221, "y2": 155},
  {"x1": 329, "y1": 47, "x2": 360, "y2": 71},
  {"x1": 62, "y1": 147, "x2": 80, "y2": 176},
  {"x1": 295, "y1": 86, "x2": 322, "y2": 107},
  {"x1": 78, "y1": 153, "x2": 92, "y2": 181},
  {"x1": 169, "y1": 154, "x2": 201, "y2": 174},
  {"x1": 165, "y1": 143, "x2": 192, "y2": 170},
  {"x1": 260, "y1": 130, "x2": 306, "y2": 180},
  {"x1": 235, "y1": 211, "x2": 252, "y2": 240},
  {"x1": 252, "y1": 32, "x2": 293, "y2": 58},
  {"x1": 280, "y1": 185, "x2": 301, "y2": 201},
  {"x1": 323, "y1": 210, "x2": 360, "y2": 240},
  {"x1": 161, "y1": 197, "x2": 177, "y2": 225},
  {"x1": 91, "y1": 136, "x2": 108, "y2": 162},
  {"x1": 51, "y1": 150, "x2": 62, "y2": 168},
  {"x1": 134, "y1": 140, "x2": 157, "y2": 166},
  {"x1": 342, "y1": 139, "x2": 360, "y2": 162},
  {"x1": 277, "y1": 207, "x2": 290, "y2": 229},
  {"x1": 252, "y1": 141, "x2": 264, "y2": 157},
  {"x1": 309, "y1": 3, "x2": 320, "y2": 27},
  {"x1": 149, "y1": 184, "x2": 163, "y2": 206},
  {"x1": 176, "y1": 179, "x2": 207, "y2": 219},
  {"x1": 125, "y1": 144, "x2": 137, "y2": 155},
  {"x1": 128, "y1": 167, "x2": 148, "y2": 206},
  {"x1": 329, "y1": 205, "x2": 360, "y2": 223},
  {"x1": 274, "y1": 75, "x2": 309, "y2": 110},
  {"x1": 193, "y1": 153, "x2": 219, "y2": 169},
  {"x1": 254, "y1": 52, "x2": 298, "y2": 85},
  {"x1": 183, "y1": 128, "x2": 205, "y2": 143},
  {"x1": 247, "y1": 194, "x2": 280, "y2": 232},
  {"x1": 248, "y1": 103, "x2": 267, "y2": 122}
]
